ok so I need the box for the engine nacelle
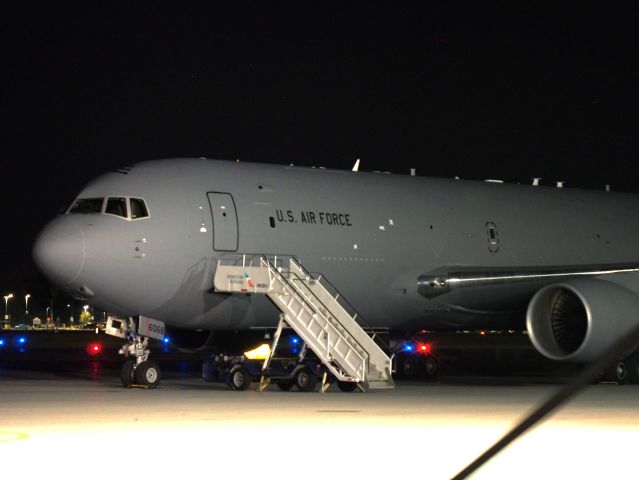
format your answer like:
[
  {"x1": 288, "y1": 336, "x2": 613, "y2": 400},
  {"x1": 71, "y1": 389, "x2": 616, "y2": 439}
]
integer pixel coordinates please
[{"x1": 526, "y1": 276, "x2": 639, "y2": 362}]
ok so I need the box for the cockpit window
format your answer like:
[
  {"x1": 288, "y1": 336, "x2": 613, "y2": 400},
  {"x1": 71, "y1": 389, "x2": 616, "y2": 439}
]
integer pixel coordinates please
[
  {"x1": 130, "y1": 198, "x2": 149, "y2": 219},
  {"x1": 67, "y1": 196, "x2": 148, "y2": 220},
  {"x1": 68, "y1": 198, "x2": 104, "y2": 214},
  {"x1": 105, "y1": 197, "x2": 128, "y2": 218}
]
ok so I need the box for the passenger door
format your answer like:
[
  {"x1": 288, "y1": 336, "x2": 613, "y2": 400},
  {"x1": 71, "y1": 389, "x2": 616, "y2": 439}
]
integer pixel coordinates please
[{"x1": 207, "y1": 192, "x2": 238, "y2": 251}]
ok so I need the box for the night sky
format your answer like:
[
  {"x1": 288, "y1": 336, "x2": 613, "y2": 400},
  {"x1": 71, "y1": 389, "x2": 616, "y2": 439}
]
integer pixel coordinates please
[{"x1": 3, "y1": 2, "x2": 639, "y2": 313}]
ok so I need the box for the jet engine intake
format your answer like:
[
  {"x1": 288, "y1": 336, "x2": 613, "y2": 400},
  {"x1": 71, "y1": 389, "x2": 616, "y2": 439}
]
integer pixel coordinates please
[{"x1": 526, "y1": 276, "x2": 639, "y2": 362}]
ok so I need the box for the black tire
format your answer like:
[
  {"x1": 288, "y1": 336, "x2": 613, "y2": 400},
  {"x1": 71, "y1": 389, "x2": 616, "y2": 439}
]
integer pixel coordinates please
[
  {"x1": 120, "y1": 359, "x2": 135, "y2": 387},
  {"x1": 227, "y1": 365, "x2": 251, "y2": 391},
  {"x1": 423, "y1": 355, "x2": 439, "y2": 379},
  {"x1": 337, "y1": 381, "x2": 358, "y2": 393},
  {"x1": 294, "y1": 367, "x2": 317, "y2": 392},
  {"x1": 134, "y1": 360, "x2": 161, "y2": 388},
  {"x1": 277, "y1": 380, "x2": 294, "y2": 391},
  {"x1": 628, "y1": 355, "x2": 639, "y2": 385},
  {"x1": 399, "y1": 355, "x2": 418, "y2": 379},
  {"x1": 603, "y1": 360, "x2": 629, "y2": 385}
]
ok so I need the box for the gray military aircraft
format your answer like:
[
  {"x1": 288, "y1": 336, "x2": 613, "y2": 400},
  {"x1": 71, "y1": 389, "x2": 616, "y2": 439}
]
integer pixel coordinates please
[{"x1": 33, "y1": 158, "x2": 639, "y2": 387}]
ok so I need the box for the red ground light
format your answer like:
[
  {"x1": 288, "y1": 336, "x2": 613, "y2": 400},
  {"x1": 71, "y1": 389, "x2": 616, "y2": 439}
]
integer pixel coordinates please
[{"x1": 86, "y1": 343, "x2": 102, "y2": 356}]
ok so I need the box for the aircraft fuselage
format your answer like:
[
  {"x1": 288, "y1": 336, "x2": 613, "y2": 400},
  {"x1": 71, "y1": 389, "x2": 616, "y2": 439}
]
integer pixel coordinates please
[{"x1": 33, "y1": 159, "x2": 639, "y2": 332}]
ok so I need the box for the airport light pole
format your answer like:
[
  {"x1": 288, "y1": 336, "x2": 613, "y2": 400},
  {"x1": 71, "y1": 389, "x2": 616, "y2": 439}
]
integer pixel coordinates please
[
  {"x1": 83, "y1": 305, "x2": 90, "y2": 327},
  {"x1": 67, "y1": 304, "x2": 73, "y2": 325},
  {"x1": 4, "y1": 294, "x2": 13, "y2": 322},
  {"x1": 25, "y1": 294, "x2": 31, "y2": 316}
]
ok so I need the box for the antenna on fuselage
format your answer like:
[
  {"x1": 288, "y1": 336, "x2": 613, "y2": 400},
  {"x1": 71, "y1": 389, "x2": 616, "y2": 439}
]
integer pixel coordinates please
[{"x1": 352, "y1": 158, "x2": 360, "y2": 172}]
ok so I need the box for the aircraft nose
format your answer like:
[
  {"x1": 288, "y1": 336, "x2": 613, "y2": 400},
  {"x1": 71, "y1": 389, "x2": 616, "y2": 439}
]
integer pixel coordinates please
[{"x1": 33, "y1": 218, "x2": 85, "y2": 285}]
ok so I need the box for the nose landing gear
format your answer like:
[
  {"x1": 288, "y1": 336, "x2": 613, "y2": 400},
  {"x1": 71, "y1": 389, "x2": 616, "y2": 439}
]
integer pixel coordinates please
[
  {"x1": 106, "y1": 315, "x2": 165, "y2": 389},
  {"x1": 119, "y1": 335, "x2": 162, "y2": 388}
]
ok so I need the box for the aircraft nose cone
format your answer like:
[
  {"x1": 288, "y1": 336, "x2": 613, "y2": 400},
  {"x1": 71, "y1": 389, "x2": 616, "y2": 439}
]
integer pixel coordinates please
[{"x1": 33, "y1": 219, "x2": 85, "y2": 285}]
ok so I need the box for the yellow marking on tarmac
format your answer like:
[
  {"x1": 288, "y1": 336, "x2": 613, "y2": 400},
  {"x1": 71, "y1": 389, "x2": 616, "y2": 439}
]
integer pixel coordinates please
[{"x1": 0, "y1": 431, "x2": 29, "y2": 442}]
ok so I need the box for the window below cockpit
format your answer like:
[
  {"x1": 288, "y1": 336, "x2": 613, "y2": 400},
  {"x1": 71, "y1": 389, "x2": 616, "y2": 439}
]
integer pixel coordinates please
[
  {"x1": 68, "y1": 198, "x2": 104, "y2": 214},
  {"x1": 105, "y1": 197, "x2": 127, "y2": 218}
]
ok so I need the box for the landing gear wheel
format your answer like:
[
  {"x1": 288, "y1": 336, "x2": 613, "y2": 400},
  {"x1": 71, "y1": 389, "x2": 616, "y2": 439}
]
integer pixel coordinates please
[
  {"x1": 294, "y1": 367, "x2": 317, "y2": 392},
  {"x1": 399, "y1": 356, "x2": 417, "y2": 379},
  {"x1": 628, "y1": 355, "x2": 639, "y2": 385},
  {"x1": 134, "y1": 360, "x2": 161, "y2": 388},
  {"x1": 120, "y1": 359, "x2": 135, "y2": 387},
  {"x1": 227, "y1": 365, "x2": 251, "y2": 391},
  {"x1": 423, "y1": 355, "x2": 439, "y2": 379},
  {"x1": 277, "y1": 380, "x2": 294, "y2": 391},
  {"x1": 337, "y1": 381, "x2": 358, "y2": 392},
  {"x1": 604, "y1": 360, "x2": 629, "y2": 385}
]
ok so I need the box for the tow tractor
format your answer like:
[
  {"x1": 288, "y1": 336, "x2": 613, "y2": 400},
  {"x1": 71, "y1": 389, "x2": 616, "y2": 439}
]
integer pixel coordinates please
[
  {"x1": 203, "y1": 334, "x2": 359, "y2": 393},
  {"x1": 203, "y1": 352, "x2": 325, "y2": 392}
]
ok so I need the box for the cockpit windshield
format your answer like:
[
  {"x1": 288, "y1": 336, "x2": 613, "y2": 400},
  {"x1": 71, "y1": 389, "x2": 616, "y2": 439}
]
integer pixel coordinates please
[
  {"x1": 67, "y1": 196, "x2": 149, "y2": 220},
  {"x1": 68, "y1": 198, "x2": 104, "y2": 214},
  {"x1": 105, "y1": 197, "x2": 127, "y2": 218},
  {"x1": 130, "y1": 198, "x2": 149, "y2": 219}
]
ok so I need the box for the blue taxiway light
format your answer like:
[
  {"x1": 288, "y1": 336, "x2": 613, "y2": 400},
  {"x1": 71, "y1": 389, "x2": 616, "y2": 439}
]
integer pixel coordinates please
[
  {"x1": 0, "y1": 338, "x2": 5, "y2": 347},
  {"x1": 17, "y1": 337, "x2": 27, "y2": 345},
  {"x1": 290, "y1": 336, "x2": 300, "y2": 345},
  {"x1": 163, "y1": 337, "x2": 171, "y2": 344},
  {"x1": 403, "y1": 344, "x2": 414, "y2": 352}
]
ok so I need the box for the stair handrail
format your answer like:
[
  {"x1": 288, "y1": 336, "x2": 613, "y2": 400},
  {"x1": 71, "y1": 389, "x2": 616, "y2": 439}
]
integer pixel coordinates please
[
  {"x1": 271, "y1": 265, "x2": 370, "y2": 361},
  {"x1": 287, "y1": 257, "x2": 394, "y2": 356},
  {"x1": 259, "y1": 256, "x2": 368, "y2": 380},
  {"x1": 260, "y1": 255, "x2": 370, "y2": 355},
  {"x1": 216, "y1": 253, "x2": 392, "y2": 355}
]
